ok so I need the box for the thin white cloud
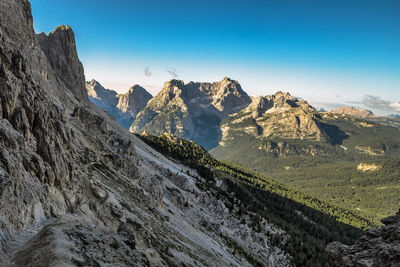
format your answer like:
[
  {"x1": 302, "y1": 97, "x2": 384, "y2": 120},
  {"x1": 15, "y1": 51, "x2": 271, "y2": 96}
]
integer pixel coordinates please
[{"x1": 362, "y1": 95, "x2": 400, "y2": 113}]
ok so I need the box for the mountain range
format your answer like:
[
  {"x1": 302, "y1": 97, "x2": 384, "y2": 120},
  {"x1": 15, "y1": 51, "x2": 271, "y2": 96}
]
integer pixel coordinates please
[
  {"x1": 89, "y1": 77, "x2": 400, "y2": 224},
  {"x1": 130, "y1": 77, "x2": 251, "y2": 150},
  {"x1": 1, "y1": 0, "x2": 398, "y2": 266},
  {"x1": 86, "y1": 80, "x2": 152, "y2": 129}
]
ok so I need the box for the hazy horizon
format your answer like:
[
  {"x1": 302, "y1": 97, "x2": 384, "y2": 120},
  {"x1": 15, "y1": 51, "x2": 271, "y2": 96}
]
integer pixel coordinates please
[{"x1": 30, "y1": 0, "x2": 400, "y2": 115}]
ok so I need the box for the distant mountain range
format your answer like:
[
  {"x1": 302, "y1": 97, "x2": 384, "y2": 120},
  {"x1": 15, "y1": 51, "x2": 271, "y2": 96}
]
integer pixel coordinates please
[
  {"x1": 87, "y1": 78, "x2": 400, "y2": 224},
  {"x1": 388, "y1": 114, "x2": 400, "y2": 119},
  {"x1": 86, "y1": 80, "x2": 152, "y2": 128},
  {"x1": 328, "y1": 106, "x2": 376, "y2": 119}
]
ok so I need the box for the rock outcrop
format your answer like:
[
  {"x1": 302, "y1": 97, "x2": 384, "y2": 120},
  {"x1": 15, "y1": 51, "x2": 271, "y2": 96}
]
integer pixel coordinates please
[
  {"x1": 218, "y1": 91, "x2": 323, "y2": 145},
  {"x1": 86, "y1": 79, "x2": 119, "y2": 109},
  {"x1": 130, "y1": 77, "x2": 251, "y2": 149},
  {"x1": 116, "y1": 84, "x2": 153, "y2": 117},
  {"x1": 0, "y1": 1, "x2": 290, "y2": 266},
  {"x1": 327, "y1": 210, "x2": 400, "y2": 266},
  {"x1": 329, "y1": 106, "x2": 376, "y2": 119},
  {"x1": 37, "y1": 25, "x2": 88, "y2": 104},
  {"x1": 86, "y1": 80, "x2": 152, "y2": 129},
  {"x1": 210, "y1": 91, "x2": 336, "y2": 159},
  {"x1": 250, "y1": 91, "x2": 322, "y2": 140}
]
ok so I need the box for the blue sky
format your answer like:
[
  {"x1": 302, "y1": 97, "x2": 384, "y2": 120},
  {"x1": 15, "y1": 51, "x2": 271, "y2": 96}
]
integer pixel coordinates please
[{"x1": 30, "y1": 0, "x2": 400, "y2": 115}]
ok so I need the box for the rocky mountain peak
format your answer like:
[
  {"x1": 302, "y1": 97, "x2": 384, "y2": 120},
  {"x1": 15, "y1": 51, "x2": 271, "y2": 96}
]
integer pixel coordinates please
[
  {"x1": 87, "y1": 78, "x2": 97, "y2": 86},
  {"x1": 329, "y1": 106, "x2": 376, "y2": 119},
  {"x1": 128, "y1": 84, "x2": 146, "y2": 93},
  {"x1": 50, "y1": 24, "x2": 71, "y2": 34},
  {"x1": 249, "y1": 91, "x2": 314, "y2": 119},
  {"x1": 86, "y1": 80, "x2": 118, "y2": 105},
  {"x1": 117, "y1": 85, "x2": 152, "y2": 114},
  {"x1": 274, "y1": 90, "x2": 292, "y2": 98},
  {"x1": 217, "y1": 91, "x2": 322, "y2": 147},
  {"x1": 85, "y1": 81, "x2": 152, "y2": 129},
  {"x1": 130, "y1": 78, "x2": 251, "y2": 149},
  {"x1": 164, "y1": 79, "x2": 185, "y2": 89},
  {"x1": 212, "y1": 77, "x2": 251, "y2": 114},
  {"x1": 37, "y1": 25, "x2": 88, "y2": 104}
]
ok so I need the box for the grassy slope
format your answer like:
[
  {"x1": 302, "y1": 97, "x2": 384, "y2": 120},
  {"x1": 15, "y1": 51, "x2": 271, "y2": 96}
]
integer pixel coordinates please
[
  {"x1": 211, "y1": 114, "x2": 400, "y2": 224},
  {"x1": 136, "y1": 133, "x2": 375, "y2": 266}
]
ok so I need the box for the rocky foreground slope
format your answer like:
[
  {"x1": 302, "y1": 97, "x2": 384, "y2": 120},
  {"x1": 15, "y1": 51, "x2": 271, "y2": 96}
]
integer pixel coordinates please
[
  {"x1": 130, "y1": 78, "x2": 251, "y2": 150},
  {"x1": 327, "y1": 210, "x2": 400, "y2": 266},
  {"x1": 86, "y1": 79, "x2": 152, "y2": 129},
  {"x1": 0, "y1": 1, "x2": 292, "y2": 265}
]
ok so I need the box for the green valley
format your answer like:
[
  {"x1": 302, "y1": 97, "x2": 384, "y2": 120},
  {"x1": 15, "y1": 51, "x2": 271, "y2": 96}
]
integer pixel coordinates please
[{"x1": 211, "y1": 109, "x2": 400, "y2": 224}]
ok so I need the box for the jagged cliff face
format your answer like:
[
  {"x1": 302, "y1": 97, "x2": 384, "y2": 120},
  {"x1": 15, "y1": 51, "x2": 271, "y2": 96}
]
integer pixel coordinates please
[
  {"x1": 37, "y1": 25, "x2": 88, "y2": 105},
  {"x1": 86, "y1": 80, "x2": 152, "y2": 129},
  {"x1": 247, "y1": 91, "x2": 322, "y2": 140},
  {"x1": 212, "y1": 91, "x2": 327, "y2": 158},
  {"x1": 327, "y1": 210, "x2": 400, "y2": 266},
  {"x1": 0, "y1": 1, "x2": 290, "y2": 266},
  {"x1": 116, "y1": 84, "x2": 153, "y2": 115},
  {"x1": 130, "y1": 77, "x2": 251, "y2": 150},
  {"x1": 86, "y1": 79, "x2": 118, "y2": 108}
]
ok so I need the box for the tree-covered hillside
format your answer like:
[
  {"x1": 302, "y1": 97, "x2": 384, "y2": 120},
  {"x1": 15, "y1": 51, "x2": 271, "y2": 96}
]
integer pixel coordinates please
[
  {"x1": 211, "y1": 112, "x2": 400, "y2": 224},
  {"x1": 136, "y1": 133, "x2": 375, "y2": 266}
]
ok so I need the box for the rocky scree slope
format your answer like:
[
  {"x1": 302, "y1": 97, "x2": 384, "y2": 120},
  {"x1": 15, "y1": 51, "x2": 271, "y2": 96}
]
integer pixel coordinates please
[
  {"x1": 0, "y1": 0, "x2": 291, "y2": 266},
  {"x1": 86, "y1": 79, "x2": 152, "y2": 129},
  {"x1": 137, "y1": 133, "x2": 373, "y2": 266},
  {"x1": 130, "y1": 77, "x2": 251, "y2": 150}
]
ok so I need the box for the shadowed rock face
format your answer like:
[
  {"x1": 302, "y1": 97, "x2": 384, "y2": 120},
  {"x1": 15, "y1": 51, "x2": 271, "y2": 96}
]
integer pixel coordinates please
[
  {"x1": 130, "y1": 77, "x2": 251, "y2": 150},
  {"x1": 327, "y1": 210, "x2": 400, "y2": 266},
  {"x1": 86, "y1": 79, "x2": 118, "y2": 108},
  {"x1": 0, "y1": 1, "x2": 290, "y2": 266},
  {"x1": 86, "y1": 80, "x2": 152, "y2": 129},
  {"x1": 37, "y1": 25, "x2": 88, "y2": 104}
]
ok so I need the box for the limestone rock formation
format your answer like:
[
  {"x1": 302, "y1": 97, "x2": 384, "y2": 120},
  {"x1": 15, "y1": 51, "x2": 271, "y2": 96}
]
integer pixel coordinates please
[
  {"x1": 329, "y1": 106, "x2": 376, "y2": 119},
  {"x1": 327, "y1": 210, "x2": 400, "y2": 266},
  {"x1": 116, "y1": 84, "x2": 153, "y2": 117},
  {"x1": 218, "y1": 91, "x2": 323, "y2": 144},
  {"x1": 86, "y1": 79, "x2": 119, "y2": 109},
  {"x1": 86, "y1": 80, "x2": 152, "y2": 129},
  {"x1": 0, "y1": 1, "x2": 290, "y2": 266},
  {"x1": 130, "y1": 77, "x2": 251, "y2": 149},
  {"x1": 209, "y1": 91, "x2": 335, "y2": 159},
  {"x1": 37, "y1": 25, "x2": 88, "y2": 104}
]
